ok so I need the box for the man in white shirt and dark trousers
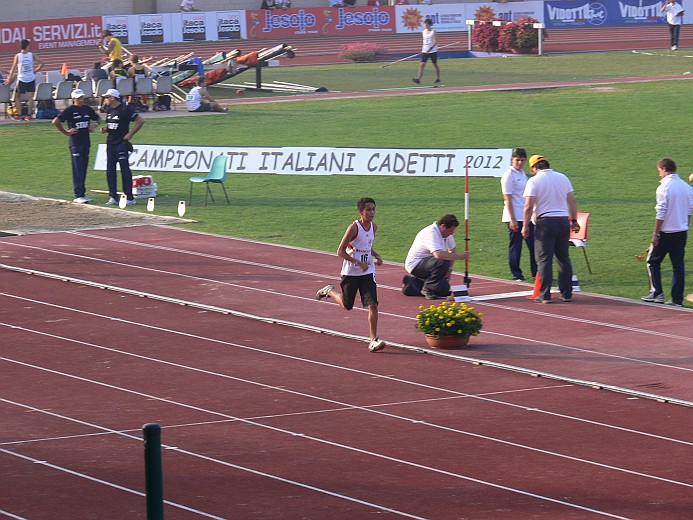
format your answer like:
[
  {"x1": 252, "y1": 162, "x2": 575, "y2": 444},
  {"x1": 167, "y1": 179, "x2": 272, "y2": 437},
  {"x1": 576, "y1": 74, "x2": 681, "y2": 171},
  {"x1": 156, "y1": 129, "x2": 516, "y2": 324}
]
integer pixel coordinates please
[
  {"x1": 501, "y1": 147, "x2": 537, "y2": 281},
  {"x1": 642, "y1": 158, "x2": 693, "y2": 306},
  {"x1": 404, "y1": 214, "x2": 470, "y2": 299},
  {"x1": 522, "y1": 155, "x2": 580, "y2": 304},
  {"x1": 662, "y1": 0, "x2": 684, "y2": 50}
]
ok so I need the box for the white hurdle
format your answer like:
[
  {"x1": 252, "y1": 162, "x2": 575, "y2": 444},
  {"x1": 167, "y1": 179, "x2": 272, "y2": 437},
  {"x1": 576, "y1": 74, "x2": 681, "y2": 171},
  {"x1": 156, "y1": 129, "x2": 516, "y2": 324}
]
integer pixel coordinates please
[{"x1": 465, "y1": 20, "x2": 546, "y2": 55}]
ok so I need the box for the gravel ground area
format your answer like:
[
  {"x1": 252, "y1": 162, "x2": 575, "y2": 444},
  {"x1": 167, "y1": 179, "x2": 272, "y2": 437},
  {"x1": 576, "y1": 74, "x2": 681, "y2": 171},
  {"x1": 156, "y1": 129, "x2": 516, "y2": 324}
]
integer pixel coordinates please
[{"x1": 0, "y1": 191, "x2": 191, "y2": 236}]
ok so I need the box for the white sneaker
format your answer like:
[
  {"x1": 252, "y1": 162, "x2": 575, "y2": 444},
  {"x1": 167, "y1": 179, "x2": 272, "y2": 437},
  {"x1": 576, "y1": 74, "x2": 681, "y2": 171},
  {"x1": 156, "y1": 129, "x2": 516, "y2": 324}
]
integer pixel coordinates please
[
  {"x1": 105, "y1": 197, "x2": 118, "y2": 205},
  {"x1": 368, "y1": 337, "x2": 386, "y2": 352},
  {"x1": 672, "y1": 45, "x2": 677, "y2": 50},
  {"x1": 126, "y1": 199, "x2": 136, "y2": 205},
  {"x1": 72, "y1": 197, "x2": 89, "y2": 204},
  {"x1": 315, "y1": 284, "x2": 334, "y2": 300}
]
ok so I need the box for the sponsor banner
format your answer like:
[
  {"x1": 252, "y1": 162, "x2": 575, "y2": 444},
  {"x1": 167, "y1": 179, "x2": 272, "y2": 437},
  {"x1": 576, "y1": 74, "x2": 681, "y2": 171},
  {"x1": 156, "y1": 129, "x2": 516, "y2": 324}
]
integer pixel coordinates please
[
  {"x1": 0, "y1": 16, "x2": 102, "y2": 53},
  {"x1": 182, "y1": 12, "x2": 207, "y2": 42},
  {"x1": 246, "y1": 6, "x2": 396, "y2": 39},
  {"x1": 103, "y1": 15, "x2": 131, "y2": 45},
  {"x1": 95, "y1": 144, "x2": 509, "y2": 177},
  {"x1": 464, "y1": 2, "x2": 545, "y2": 23},
  {"x1": 140, "y1": 14, "x2": 164, "y2": 44},
  {"x1": 395, "y1": 3, "x2": 544, "y2": 33},
  {"x1": 217, "y1": 10, "x2": 244, "y2": 40},
  {"x1": 544, "y1": 0, "x2": 668, "y2": 28}
]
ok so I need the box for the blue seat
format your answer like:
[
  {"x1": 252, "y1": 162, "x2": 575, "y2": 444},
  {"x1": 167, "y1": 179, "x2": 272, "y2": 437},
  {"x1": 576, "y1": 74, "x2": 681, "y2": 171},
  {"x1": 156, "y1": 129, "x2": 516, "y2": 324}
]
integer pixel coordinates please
[{"x1": 189, "y1": 154, "x2": 231, "y2": 206}]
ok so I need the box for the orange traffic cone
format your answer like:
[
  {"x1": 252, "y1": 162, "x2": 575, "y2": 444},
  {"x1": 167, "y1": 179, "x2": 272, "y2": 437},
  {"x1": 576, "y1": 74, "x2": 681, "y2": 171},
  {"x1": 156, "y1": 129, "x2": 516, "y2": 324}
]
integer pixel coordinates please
[
  {"x1": 61, "y1": 62, "x2": 68, "y2": 77},
  {"x1": 526, "y1": 273, "x2": 541, "y2": 299}
]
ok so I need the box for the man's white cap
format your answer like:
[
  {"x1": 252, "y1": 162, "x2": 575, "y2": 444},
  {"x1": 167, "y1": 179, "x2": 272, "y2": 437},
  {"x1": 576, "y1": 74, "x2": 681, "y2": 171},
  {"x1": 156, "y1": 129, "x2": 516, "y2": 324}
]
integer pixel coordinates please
[
  {"x1": 104, "y1": 88, "x2": 120, "y2": 98},
  {"x1": 71, "y1": 89, "x2": 86, "y2": 98}
]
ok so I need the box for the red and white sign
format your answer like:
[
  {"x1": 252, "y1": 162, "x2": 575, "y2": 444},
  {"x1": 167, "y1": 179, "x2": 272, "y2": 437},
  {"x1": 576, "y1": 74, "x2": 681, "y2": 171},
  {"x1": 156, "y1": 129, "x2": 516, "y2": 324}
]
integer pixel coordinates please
[
  {"x1": 0, "y1": 16, "x2": 102, "y2": 53},
  {"x1": 246, "y1": 6, "x2": 396, "y2": 39}
]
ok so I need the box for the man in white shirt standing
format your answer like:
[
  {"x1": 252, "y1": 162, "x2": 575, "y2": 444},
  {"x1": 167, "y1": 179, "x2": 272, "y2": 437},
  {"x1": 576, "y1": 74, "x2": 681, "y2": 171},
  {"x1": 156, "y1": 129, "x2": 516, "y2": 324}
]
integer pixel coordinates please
[
  {"x1": 642, "y1": 157, "x2": 693, "y2": 306},
  {"x1": 501, "y1": 147, "x2": 536, "y2": 281},
  {"x1": 522, "y1": 155, "x2": 579, "y2": 303},
  {"x1": 662, "y1": 0, "x2": 685, "y2": 50}
]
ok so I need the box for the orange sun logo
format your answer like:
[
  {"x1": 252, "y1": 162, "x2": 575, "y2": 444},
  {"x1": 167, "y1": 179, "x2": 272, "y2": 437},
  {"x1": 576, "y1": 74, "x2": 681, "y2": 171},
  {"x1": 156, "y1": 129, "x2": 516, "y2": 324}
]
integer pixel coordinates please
[
  {"x1": 475, "y1": 6, "x2": 496, "y2": 21},
  {"x1": 401, "y1": 8, "x2": 423, "y2": 31}
]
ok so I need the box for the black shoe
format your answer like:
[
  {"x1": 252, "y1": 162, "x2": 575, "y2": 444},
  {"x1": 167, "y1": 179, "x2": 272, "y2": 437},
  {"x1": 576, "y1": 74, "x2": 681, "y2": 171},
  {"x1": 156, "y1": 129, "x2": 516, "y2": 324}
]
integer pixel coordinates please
[{"x1": 512, "y1": 276, "x2": 525, "y2": 281}]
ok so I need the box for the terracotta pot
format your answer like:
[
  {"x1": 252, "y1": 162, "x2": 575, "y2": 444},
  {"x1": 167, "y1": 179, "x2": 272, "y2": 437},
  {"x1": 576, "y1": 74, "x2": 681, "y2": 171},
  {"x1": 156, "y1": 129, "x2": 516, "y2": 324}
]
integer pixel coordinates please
[
  {"x1": 510, "y1": 47, "x2": 537, "y2": 54},
  {"x1": 425, "y1": 334, "x2": 471, "y2": 349}
]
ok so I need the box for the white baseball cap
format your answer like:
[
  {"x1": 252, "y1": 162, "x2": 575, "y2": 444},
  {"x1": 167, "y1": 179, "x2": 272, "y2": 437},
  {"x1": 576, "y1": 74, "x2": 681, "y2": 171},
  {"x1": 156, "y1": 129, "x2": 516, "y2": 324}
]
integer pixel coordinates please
[
  {"x1": 71, "y1": 89, "x2": 86, "y2": 98},
  {"x1": 104, "y1": 88, "x2": 120, "y2": 98}
]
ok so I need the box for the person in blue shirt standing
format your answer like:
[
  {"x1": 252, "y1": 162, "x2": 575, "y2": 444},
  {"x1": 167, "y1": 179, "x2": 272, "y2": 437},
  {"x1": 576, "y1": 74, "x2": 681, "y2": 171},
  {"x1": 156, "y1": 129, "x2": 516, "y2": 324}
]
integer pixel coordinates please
[
  {"x1": 100, "y1": 88, "x2": 145, "y2": 205},
  {"x1": 52, "y1": 89, "x2": 101, "y2": 204}
]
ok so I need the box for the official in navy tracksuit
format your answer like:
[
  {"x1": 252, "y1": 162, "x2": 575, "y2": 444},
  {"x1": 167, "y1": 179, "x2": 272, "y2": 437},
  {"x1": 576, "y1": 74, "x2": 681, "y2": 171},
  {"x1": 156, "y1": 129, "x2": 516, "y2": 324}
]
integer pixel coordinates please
[
  {"x1": 52, "y1": 88, "x2": 100, "y2": 204},
  {"x1": 101, "y1": 88, "x2": 144, "y2": 205}
]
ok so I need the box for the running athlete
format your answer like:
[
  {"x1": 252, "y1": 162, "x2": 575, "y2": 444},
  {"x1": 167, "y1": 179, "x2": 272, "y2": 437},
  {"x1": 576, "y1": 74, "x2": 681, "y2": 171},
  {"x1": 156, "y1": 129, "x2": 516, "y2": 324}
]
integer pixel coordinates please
[
  {"x1": 412, "y1": 18, "x2": 441, "y2": 86},
  {"x1": 316, "y1": 197, "x2": 386, "y2": 352}
]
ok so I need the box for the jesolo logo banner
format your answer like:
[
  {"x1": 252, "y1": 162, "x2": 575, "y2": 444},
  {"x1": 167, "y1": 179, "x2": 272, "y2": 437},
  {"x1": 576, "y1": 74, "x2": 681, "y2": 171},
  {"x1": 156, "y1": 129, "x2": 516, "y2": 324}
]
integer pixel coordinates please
[
  {"x1": 246, "y1": 6, "x2": 396, "y2": 39},
  {"x1": 95, "y1": 144, "x2": 510, "y2": 177}
]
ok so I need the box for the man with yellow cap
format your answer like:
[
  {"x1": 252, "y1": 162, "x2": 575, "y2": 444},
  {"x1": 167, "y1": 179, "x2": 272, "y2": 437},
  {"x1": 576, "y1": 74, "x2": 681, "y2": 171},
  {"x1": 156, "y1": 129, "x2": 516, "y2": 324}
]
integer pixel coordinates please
[{"x1": 522, "y1": 155, "x2": 580, "y2": 303}]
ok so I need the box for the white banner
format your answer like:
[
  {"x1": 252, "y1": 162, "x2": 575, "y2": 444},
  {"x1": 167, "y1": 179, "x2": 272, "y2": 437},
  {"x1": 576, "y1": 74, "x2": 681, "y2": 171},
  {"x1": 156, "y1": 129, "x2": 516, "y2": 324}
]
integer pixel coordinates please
[{"x1": 94, "y1": 144, "x2": 509, "y2": 177}]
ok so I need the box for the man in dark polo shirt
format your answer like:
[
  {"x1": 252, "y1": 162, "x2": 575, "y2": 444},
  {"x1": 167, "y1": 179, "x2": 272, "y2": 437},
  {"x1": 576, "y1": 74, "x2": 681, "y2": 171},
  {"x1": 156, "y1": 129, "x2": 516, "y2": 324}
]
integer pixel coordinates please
[
  {"x1": 52, "y1": 89, "x2": 101, "y2": 204},
  {"x1": 100, "y1": 88, "x2": 144, "y2": 205}
]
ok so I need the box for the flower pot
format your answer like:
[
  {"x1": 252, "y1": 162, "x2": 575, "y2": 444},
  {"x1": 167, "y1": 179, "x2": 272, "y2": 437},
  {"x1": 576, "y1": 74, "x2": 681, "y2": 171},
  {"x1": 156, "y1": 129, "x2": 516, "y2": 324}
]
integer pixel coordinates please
[
  {"x1": 425, "y1": 334, "x2": 471, "y2": 349},
  {"x1": 510, "y1": 47, "x2": 537, "y2": 54}
]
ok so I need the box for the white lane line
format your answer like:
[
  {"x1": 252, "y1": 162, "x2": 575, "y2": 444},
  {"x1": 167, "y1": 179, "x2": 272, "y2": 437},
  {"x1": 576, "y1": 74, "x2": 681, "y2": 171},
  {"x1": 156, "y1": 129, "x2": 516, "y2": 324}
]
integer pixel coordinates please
[
  {"x1": 2, "y1": 326, "x2": 692, "y2": 488},
  {"x1": 0, "y1": 448, "x2": 225, "y2": 519},
  {"x1": 0, "y1": 370, "x2": 636, "y2": 519}
]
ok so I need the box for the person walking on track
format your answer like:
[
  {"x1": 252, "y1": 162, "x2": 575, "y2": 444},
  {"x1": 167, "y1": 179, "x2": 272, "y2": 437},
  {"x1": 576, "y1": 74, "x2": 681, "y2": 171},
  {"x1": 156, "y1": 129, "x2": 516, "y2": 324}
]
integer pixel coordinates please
[
  {"x1": 412, "y1": 18, "x2": 441, "y2": 86},
  {"x1": 316, "y1": 197, "x2": 386, "y2": 352}
]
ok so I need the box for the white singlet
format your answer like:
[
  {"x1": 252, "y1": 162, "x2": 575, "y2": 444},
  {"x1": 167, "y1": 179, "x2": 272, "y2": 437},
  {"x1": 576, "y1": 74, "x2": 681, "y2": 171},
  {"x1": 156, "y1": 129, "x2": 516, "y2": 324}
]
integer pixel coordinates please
[
  {"x1": 421, "y1": 30, "x2": 438, "y2": 54},
  {"x1": 341, "y1": 220, "x2": 375, "y2": 277},
  {"x1": 17, "y1": 52, "x2": 35, "y2": 83}
]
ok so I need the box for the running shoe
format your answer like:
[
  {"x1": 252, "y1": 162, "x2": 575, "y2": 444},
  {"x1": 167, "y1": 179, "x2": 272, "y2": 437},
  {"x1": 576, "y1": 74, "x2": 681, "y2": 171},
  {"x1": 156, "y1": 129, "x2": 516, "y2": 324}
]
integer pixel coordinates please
[
  {"x1": 72, "y1": 197, "x2": 89, "y2": 204},
  {"x1": 126, "y1": 199, "x2": 136, "y2": 205},
  {"x1": 316, "y1": 284, "x2": 334, "y2": 300},
  {"x1": 12, "y1": 115, "x2": 21, "y2": 121},
  {"x1": 105, "y1": 197, "x2": 118, "y2": 205},
  {"x1": 368, "y1": 337, "x2": 386, "y2": 352},
  {"x1": 434, "y1": 79, "x2": 441, "y2": 84},
  {"x1": 641, "y1": 292, "x2": 664, "y2": 303},
  {"x1": 412, "y1": 78, "x2": 420, "y2": 84},
  {"x1": 23, "y1": 115, "x2": 31, "y2": 121}
]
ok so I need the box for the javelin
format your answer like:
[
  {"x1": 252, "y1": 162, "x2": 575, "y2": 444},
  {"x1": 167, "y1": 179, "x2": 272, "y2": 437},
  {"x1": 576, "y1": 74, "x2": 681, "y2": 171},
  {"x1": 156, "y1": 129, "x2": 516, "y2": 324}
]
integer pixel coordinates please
[{"x1": 379, "y1": 40, "x2": 464, "y2": 68}]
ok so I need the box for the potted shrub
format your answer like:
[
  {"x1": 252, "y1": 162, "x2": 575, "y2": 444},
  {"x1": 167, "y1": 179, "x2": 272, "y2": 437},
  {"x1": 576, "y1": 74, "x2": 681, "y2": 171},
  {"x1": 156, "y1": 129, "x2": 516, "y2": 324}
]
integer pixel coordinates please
[
  {"x1": 471, "y1": 19, "x2": 503, "y2": 53},
  {"x1": 498, "y1": 16, "x2": 541, "y2": 53},
  {"x1": 416, "y1": 301, "x2": 483, "y2": 349},
  {"x1": 339, "y1": 42, "x2": 387, "y2": 62}
]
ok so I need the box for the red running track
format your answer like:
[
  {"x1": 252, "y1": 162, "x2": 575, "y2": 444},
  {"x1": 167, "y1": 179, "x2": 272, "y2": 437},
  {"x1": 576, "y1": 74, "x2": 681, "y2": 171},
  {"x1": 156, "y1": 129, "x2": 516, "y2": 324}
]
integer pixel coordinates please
[{"x1": 1, "y1": 225, "x2": 692, "y2": 519}]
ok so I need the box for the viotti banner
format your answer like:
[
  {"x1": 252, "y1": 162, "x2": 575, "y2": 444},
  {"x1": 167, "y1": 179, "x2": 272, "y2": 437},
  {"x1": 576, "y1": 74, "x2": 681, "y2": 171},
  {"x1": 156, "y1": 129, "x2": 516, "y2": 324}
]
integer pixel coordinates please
[
  {"x1": 246, "y1": 6, "x2": 395, "y2": 39},
  {"x1": 544, "y1": 0, "x2": 666, "y2": 28},
  {"x1": 0, "y1": 16, "x2": 102, "y2": 53},
  {"x1": 95, "y1": 145, "x2": 510, "y2": 177}
]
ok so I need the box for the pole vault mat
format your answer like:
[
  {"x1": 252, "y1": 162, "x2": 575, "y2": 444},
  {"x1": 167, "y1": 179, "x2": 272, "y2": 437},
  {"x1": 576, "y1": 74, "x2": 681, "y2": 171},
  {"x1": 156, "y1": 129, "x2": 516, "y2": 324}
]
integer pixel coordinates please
[{"x1": 1, "y1": 225, "x2": 692, "y2": 519}]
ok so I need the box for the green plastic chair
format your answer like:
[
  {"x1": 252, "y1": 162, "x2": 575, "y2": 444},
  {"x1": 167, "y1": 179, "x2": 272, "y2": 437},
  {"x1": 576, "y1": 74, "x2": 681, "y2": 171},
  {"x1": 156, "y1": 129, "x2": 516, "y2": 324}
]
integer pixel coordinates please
[{"x1": 189, "y1": 154, "x2": 231, "y2": 206}]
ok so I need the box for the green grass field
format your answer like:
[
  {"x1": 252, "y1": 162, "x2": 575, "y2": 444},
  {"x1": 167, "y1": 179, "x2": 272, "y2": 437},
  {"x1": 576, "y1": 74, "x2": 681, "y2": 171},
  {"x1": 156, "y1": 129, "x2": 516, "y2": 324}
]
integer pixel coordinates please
[{"x1": 2, "y1": 50, "x2": 693, "y2": 303}]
